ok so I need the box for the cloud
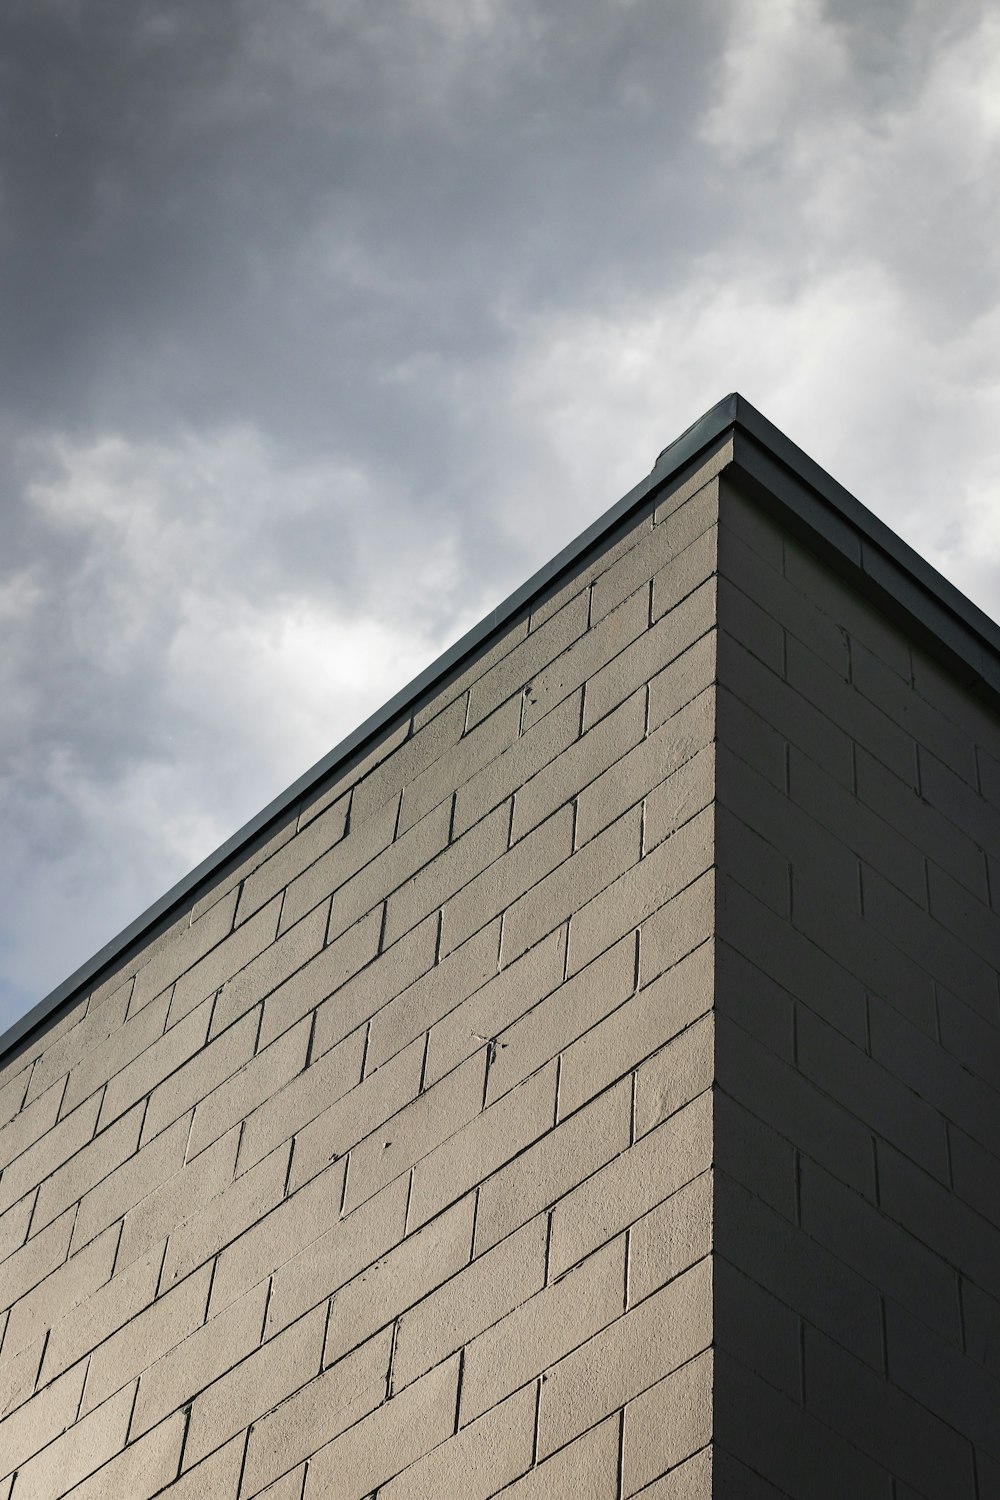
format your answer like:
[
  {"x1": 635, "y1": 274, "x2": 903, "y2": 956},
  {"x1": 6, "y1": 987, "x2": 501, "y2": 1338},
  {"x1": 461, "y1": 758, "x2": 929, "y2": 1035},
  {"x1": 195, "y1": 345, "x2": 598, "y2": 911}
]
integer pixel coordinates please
[{"x1": 2, "y1": 0, "x2": 999, "y2": 1028}]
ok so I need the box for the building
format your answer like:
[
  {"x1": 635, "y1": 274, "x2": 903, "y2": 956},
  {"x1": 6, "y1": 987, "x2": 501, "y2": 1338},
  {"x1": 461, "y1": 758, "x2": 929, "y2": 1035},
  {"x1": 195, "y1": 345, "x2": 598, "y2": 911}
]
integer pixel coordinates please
[{"x1": 1, "y1": 393, "x2": 998, "y2": 1498}]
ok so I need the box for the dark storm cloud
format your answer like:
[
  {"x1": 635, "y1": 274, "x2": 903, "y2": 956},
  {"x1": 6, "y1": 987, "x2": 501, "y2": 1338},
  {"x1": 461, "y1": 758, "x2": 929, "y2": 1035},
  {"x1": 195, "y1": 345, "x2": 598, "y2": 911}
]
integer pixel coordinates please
[{"x1": 2, "y1": 0, "x2": 1000, "y2": 1028}]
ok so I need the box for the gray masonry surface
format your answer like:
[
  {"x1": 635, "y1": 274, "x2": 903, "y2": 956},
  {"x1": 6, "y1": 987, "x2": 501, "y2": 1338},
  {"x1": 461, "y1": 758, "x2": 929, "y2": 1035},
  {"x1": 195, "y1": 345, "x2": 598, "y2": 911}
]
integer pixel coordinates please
[{"x1": 0, "y1": 399, "x2": 998, "y2": 1498}]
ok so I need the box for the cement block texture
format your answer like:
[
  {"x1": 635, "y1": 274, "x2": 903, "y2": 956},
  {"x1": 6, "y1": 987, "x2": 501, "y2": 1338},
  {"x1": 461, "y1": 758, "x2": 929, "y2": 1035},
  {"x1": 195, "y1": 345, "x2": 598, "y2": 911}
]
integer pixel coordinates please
[
  {"x1": 0, "y1": 456, "x2": 723, "y2": 1499},
  {"x1": 1, "y1": 447, "x2": 998, "y2": 1498},
  {"x1": 713, "y1": 474, "x2": 1000, "y2": 1497}
]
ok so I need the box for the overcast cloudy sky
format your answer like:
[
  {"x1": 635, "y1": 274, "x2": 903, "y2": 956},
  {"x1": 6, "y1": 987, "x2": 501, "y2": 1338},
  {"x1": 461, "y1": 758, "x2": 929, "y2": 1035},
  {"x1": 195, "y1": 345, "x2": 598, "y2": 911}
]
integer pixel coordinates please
[{"x1": 2, "y1": 0, "x2": 999, "y2": 1035}]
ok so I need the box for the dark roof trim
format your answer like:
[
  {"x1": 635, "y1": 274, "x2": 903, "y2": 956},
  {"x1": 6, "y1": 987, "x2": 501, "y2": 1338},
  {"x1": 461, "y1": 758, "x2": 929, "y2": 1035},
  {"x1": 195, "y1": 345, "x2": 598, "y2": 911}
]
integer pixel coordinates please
[{"x1": 3, "y1": 393, "x2": 998, "y2": 1063}]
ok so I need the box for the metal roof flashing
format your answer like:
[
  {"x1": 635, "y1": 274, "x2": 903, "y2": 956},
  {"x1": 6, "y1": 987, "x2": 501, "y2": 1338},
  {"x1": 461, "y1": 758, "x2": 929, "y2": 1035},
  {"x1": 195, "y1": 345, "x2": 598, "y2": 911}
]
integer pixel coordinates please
[{"x1": 3, "y1": 393, "x2": 999, "y2": 1063}]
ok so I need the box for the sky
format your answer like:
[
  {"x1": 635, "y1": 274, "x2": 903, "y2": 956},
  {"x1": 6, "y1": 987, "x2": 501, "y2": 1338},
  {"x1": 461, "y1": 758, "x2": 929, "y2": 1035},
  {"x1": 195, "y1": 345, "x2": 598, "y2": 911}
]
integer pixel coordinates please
[{"x1": 2, "y1": 0, "x2": 1000, "y2": 1035}]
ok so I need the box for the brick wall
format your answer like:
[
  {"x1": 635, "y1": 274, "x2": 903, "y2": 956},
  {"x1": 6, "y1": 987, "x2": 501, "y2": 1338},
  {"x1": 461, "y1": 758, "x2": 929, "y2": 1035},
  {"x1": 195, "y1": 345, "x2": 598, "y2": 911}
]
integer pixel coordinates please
[
  {"x1": 2, "y1": 427, "x2": 998, "y2": 1500},
  {"x1": 0, "y1": 440, "x2": 729, "y2": 1499},
  {"x1": 713, "y1": 477, "x2": 1000, "y2": 1498}
]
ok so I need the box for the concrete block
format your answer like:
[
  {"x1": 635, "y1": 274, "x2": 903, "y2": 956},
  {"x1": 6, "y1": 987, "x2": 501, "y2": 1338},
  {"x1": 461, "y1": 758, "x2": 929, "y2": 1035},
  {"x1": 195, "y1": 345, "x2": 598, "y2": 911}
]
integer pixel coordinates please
[
  {"x1": 33, "y1": 1100, "x2": 143, "y2": 1235},
  {"x1": 483, "y1": 932, "x2": 633, "y2": 1107},
  {"x1": 424, "y1": 925, "x2": 565, "y2": 1091},
  {"x1": 651, "y1": 526, "x2": 718, "y2": 624},
  {"x1": 0, "y1": 1093, "x2": 101, "y2": 1216},
  {"x1": 236, "y1": 1025, "x2": 365, "y2": 1176},
  {"x1": 127, "y1": 889, "x2": 238, "y2": 1015},
  {"x1": 714, "y1": 1348, "x2": 892, "y2": 1500},
  {"x1": 286, "y1": 1039, "x2": 423, "y2": 1197},
  {"x1": 715, "y1": 1169, "x2": 883, "y2": 1372},
  {"x1": 473, "y1": 1077, "x2": 629, "y2": 1256},
  {"x1": 628, "y1": 1170, "x2": 712, "y2": 1307},
  {"x1": 567, "y1": 806, "x2": 713, "y2": 977},
  {"x1": 717, "y1": 1013, "x2": 876, "y2": 1200},
  {"x1": 782, "y1": 533, "x2": 910, "y2": 679},
  {"x1": 919, "y1": 744, "x2": 1000, "y2": 860},
  {"x1": 347, "y1": 695, "x2": 467, "y2": 834},
  {"x1": 804, "y1": 1322, "x2": 976, "y2": 1496},
  {"x1": 60, "y1": 991, "x2": 170, "y2": 1117},
  {"x1": 713, "y1": 940, "x2": 794, "y2": 1062},
  {"x1": 257, "y1": 905, "x2": 382, "y2": 1053},
  {"x1": 885, "y1": 1298, "x2": 1000, "y2": 1462},
  {"x1": 647, "y1": 630, "x2": 716, "y2": 738},
  {"x1": 536, "y1": 1257, "x2": 711, "y2": 1459},
  {"x1": 311, "y1": 911, "x2": 438, "y2": 1064},
  {"x1": 184, "y1": 1304, "x2": 325, "y2": 1469},
  {"x1": 476, "y1": 1411, "x2": 619, "y2": 1500},
  {"x1": 2, "y1": 1221, "x2": 116, "y2": 1359},
  {"x1": 406, "y1": 1058, "x2": 558, "y2": 1231},
  {"x1": 452, "y1": 691, "x2": 579, "y2": 841},
  {"x1": 322, "y1": 1195, "x2": 474, "y2": 1366},
  {"x1": 713, "y1": 1090, "x2": 796, "y2": 1223},
  {"x1": 437, "y1": 805, "x2": 575, "y2": 966},
  {"x1": 548, "y1": 1089, "x2": 712, "y2": 1281},
  {"x1": 263, "y1": 1174, "x2": 408, "y2": 1337},
  {"x1": 8, "y1": 1382, "x2": 133, "y2": 1500},
  {"x1": 643, "y1": 742, "x2": 716, "y2": 855},
  {"x1": 952, "y1": 1127, "x2": 1000, "y2": 1229},
  {"x1": 717, "y1": 632, "x2": 853, "y2": 790},
  {"x1": 715, "y1": 1256, "x2": 801, "y2": 1400},
  {"x1": 938, "y1": 984, "x2": 1000, "y2": 1098},
  {"x1": 384, "y1": 799, "x2": 514, "y2": 952},
  {"x1": 234, "y1": 794, "x2": 350, "y2": 927},
  {"x1": 188, "y1": 1015, "x2": 310, "y2": 1161},
  {"x1": 584, "y1": 578, "x2": 716, "y2": 732},
  {"x1": 97, "y1": 999, "x2": 211, "y2": 1133},
  {"x1": 398, "y1": 695, "x2": 521, "y2": 836},
  {"x1": 499, "y1": 804, "x2": 641, "y2": 968},
  {"x1": 210, "y1": 903, "x2": 327, "y2": 1038},
  {"x1": 40, "y1": 1240, "x2": 162, "y2": 1383},
  {"x1": 799, "y1": 1156, "x2": 961, "y2": 1344},
  {"x1": 277, "y1": 792, "x2": 398, "y2": 935},
  {"x1": 240, "y1": 1326, "x2": 392, "y2": 1497},
  {"x1": 575, "y1": 688, "x2": 712, "y2": 849},
  {"x1": 131, "y1": 1280, "x2": 269, "y2": 1438},
  {"x1": 81, "y1": 1262, "x2": 211, "y2": 1415},
  {"x1": 302, "y1": 1353, "x2": 459, "y2": 1500},
  {"x1": 379, "y1": 1385, "x2": 535, "y2": 1500},
  {"x1": 520, "y1": 585, "x2": 649, "y2": 733},
  {"x1": 23, "y1": 982, "x2": 130, "y2": 1109},
  {"x1": 168, "y1": 895, "x2": 281, "y2": 1027},
  {"x1": 717, "y1": 875, "x2": 868, "y2": 1048},
  {"x1": 113, "y1": 1127, "x2": 238, "y2": 1273},
  {"x1": 461, "y1": 1235, "x2": 624, "y2": 1425},
  {"x1": 140, "y1": 1004, "x2": 258, "y2": 1148},
  {"x1": 634, "y1": 1013, "x2": 715, "y2": 1140},
  {"x1": 862, "y1": 863, "x2": 996, "y2": 1019},
  {"x1": 0, "y1": 1193, "x2": 35, "y2": 1269},
  {"x1": 879, "y1": 1140, "x2": 1000, "y2": 1302},
  {"x1": 361, "y1": 917, "x2": 499, "y2": 1075},
  {"x1": 143, "y1": 1433, "x2": 244, "y2": 1500},
  {"x1": 853, "y1": 641, "x2": 979, "y2": 786},
  {"x1": 559, "y1": 942, "x2": 712, "y2": 1122},
  {"x1": 209, "y1": 1156, "x2": 347, "y2": 1318},
  {"x1": 798, "y1": 1004, "x2": 950, "y2": 1182},
  {"x1": 622, "y1": 1348, "x2": 713, "y2": 1497},
  {"x1": 511, "y1": 690, "x2": 644, "y2": 846},
  {"x1": 61, "y1": 1411, "x2": 186, "y2": 1500},
  {"x1": 160, "y1": 1141, "x2": 290, "y2": 1291},
  {"x1": 0, "y1": 1362, "x2": 87, "y2": 1476},
  {"x1": 0, "y1": 1334, "x2": 45, "y2": 1425},
  {"x1": 630, "y1": 1445, "x2": 713, "y2": 1500},
  {"x1": 466, "y1": 592, "x2": 590, "y2": 731},
  {"x1": 927, "y1": 858, "x2": 1000, "y2": 969},
  {"x1": 71, "y1": 1112, "x2": 188, "y2": 1254},
  {"x1": 343, "y1": 1050, "x2": 486, "y2": 1216},
  {"x1": 717, "y1": 572, "x2": 784, "y2": 675},
  {"x1": 190, "y1": 816, "x2": 295, "y2": 927},
  {"x1": 715, "y1": 684, "x2": 786, "y2": 792},
  {"x1": 393, "y1": 1214, "x2": 546, "y2": 1391}
]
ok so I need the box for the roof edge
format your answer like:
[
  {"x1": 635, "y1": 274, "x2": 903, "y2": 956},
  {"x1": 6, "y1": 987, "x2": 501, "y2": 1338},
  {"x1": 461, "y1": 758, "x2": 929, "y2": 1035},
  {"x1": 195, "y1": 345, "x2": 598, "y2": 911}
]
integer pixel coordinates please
[{"x1": 3, "y1": 392, "x2": 998, "y2": 1063}]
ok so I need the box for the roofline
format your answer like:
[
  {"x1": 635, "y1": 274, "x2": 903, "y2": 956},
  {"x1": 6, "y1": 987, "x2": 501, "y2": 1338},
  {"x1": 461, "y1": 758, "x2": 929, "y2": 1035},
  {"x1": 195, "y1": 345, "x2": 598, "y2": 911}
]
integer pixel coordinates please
[{"x1": 3, "y1": 392, "x2": 998, "y2": 1063}]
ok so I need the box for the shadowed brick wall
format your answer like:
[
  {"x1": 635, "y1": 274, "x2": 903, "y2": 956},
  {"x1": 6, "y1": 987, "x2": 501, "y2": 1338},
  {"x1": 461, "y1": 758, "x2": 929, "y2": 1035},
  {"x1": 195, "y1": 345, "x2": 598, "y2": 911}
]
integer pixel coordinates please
[
  {"x1": 0, "y1": 441, "x2": 729, "y2": 1499},
  {"x1": 1, "y1": 425, "x2": 998, "y2": 1500},
  {"x1": 712, "y1": 477, "x2": 1000, "y2": 1498}
]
